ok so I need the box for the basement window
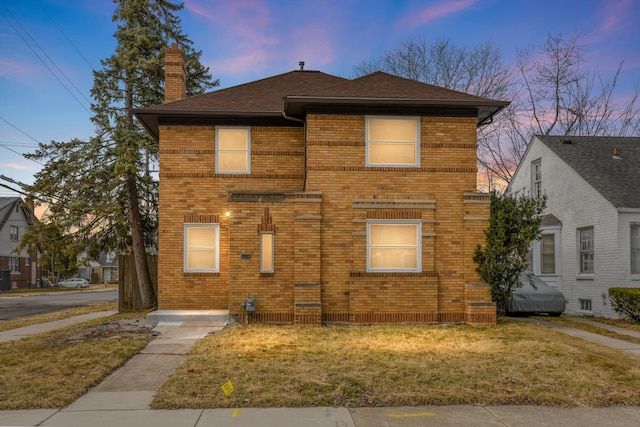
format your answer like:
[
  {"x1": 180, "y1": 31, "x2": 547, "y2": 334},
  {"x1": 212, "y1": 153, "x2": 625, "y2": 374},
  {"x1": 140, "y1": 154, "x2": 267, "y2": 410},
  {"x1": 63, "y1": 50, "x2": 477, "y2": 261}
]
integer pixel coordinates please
[
  {"x1": 366, "y1": 117, "x2": 419, "y2": 167},
  {"x1": 579, "y1": 299, "x2": 592, "y2": 311}
]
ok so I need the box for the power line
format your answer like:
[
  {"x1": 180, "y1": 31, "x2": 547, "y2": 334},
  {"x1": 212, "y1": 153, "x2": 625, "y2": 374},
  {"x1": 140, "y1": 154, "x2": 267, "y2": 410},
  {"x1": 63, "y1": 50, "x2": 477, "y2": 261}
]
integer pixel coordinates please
[
  {"x1": 34, "y1": 0, "x2": 95, "y2": 71},
  {"x1": 0, "y1": 1, "x2": 91, "y2": 114}
]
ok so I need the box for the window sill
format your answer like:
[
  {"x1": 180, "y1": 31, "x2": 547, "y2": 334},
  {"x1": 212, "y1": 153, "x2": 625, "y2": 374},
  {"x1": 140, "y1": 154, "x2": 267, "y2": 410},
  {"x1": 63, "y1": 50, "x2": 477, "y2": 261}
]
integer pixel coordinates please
[{"x1": 576, "y1": 274, "x2": 595, "y2": 281}]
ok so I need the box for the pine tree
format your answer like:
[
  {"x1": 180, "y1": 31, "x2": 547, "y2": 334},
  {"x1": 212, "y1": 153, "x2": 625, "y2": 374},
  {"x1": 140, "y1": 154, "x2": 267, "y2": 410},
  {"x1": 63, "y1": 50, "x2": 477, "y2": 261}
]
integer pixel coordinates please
[
  {"x1": 24, "y1": 0, "x2": 217, "y2": 308},
  {"x1": 473, "y1": 193, "x2": 546, "y2": 317}
]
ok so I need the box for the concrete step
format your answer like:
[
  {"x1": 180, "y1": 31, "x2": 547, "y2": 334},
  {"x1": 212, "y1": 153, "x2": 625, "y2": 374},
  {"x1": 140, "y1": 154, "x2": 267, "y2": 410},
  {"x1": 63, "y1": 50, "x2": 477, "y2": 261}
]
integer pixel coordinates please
[{"x1": 146, "y1": 310, "x2": 233, "y2": 327}]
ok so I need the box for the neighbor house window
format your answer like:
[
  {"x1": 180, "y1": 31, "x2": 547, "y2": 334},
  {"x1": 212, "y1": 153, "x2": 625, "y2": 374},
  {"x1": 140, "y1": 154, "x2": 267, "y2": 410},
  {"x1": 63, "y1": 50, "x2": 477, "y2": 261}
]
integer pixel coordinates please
[
  {"x1": 578, "y1": 227, "x2": 594, "y2": 274},
  {"x1": 184, "y1": 223, "x2": 219, "y2": 272},
  {"x1": 579, "y1": 299, "x2": 592, "y2": 311},
  {"x1": 216, "y1": 127, "x2": 250, "y2": 173},
  {"x1": 631, "y1": 224, "x2": 640, "y2": 274},
  {"x1": 367, "y1": 221, "x2": 421, "y2": 272},
  {"x1": 10, "y1": 225, "x2": 18, "y2": 241},
  {"x1": 260, "y1": 232, "x2": 274, "y2": 273},
  {"x1": 366, "y1": 117, "x2": 419, "y2": 166},
  {"x1": 531, "y1": 159, "x2": 541, "y2": 198},
  {"x1": 540, "y1": 233, "x2": 555, "y2": 274},
  {"x1": 10, "y1": 257, "x2": 19, "y2": 273}
]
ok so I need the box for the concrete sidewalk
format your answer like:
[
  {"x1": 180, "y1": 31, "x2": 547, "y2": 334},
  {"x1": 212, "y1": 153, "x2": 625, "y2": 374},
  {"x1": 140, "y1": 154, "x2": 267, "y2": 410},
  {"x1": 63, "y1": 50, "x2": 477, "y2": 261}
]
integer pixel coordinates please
[
  {"x1": 0, "y1": 310, "x2": 116, "y2": 343},
  {"x1": 1, "y1": 315, "x2": 640, "y2": 426}
]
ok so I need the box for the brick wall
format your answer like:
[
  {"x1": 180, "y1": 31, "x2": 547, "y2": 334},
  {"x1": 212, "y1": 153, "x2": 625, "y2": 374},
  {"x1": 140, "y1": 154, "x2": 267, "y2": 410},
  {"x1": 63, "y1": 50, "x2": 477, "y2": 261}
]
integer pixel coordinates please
[{"x1": 157, "y1": 114, "x2": 494, "y2": 324}]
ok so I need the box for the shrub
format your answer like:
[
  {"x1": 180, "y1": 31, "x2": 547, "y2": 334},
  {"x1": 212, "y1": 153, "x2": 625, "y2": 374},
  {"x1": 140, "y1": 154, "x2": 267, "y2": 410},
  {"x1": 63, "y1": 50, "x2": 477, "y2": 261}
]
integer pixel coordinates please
[{"x1": 609, "y1": 288, "x2": 640, "y2": 323}]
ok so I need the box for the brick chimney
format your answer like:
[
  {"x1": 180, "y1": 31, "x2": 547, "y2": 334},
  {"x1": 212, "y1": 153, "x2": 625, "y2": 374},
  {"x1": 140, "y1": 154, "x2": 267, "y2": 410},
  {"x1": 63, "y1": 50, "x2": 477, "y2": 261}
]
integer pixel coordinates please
[{"x1": 164, "y1": 43, "x2": 186, "y2": 103}]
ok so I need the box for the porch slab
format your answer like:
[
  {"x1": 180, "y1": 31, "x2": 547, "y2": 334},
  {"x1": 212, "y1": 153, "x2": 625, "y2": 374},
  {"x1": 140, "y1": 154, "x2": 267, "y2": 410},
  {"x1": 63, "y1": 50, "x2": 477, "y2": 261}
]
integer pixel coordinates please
[{"x1": 146, "y1": 310, "x2": 232, "y2": 327}]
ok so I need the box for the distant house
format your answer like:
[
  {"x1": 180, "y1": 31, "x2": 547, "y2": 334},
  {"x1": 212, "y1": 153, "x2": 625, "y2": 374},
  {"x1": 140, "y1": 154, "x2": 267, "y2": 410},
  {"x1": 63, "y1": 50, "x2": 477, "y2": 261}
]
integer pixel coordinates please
[
  {"x1": 77, "y1": 252, "x2": 119, "y2": 284},
  {"x1": 134, "y1": 45, "x2": 509, "y2": 326},
  {"x1": 0, "y1": 197, "x2": 42, "y2": 290},
  {"x1": 509, "y1": 135, "x2": 640, "y2": 318}
]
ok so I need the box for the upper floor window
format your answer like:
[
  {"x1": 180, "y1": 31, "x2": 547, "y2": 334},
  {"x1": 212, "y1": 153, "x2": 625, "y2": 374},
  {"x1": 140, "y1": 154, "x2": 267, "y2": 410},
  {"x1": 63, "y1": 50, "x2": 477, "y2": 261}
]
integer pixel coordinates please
[
  {"x1": 631, "y1": 223, "x2": 640, "y2": 274},
  {"x1": 531, "y1": 159, "x2": 541, "y2": 198},
  {"x1": 367, "y1": 221, "x2": 421, "y2": 272},
  {"x1": 578, "y1": 227, "x2": 594, "y2": 274},
  {"x1": 216, "y1": 127, "x2": 250, "y2": 173},
  {"x1": 366, "y1": 117, "x2": 419, "y2": 167},
  {"x1": 184, "y1": 223, "x2": 219, "y2": 272},
  {"x1": 10, "y1": 225, "x2": 18, "y2": 241}
]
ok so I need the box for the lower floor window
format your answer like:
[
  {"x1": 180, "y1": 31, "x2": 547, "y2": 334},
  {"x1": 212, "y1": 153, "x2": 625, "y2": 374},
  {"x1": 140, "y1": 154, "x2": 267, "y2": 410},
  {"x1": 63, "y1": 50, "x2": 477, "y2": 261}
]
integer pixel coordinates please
[
  {"x1": 10, "y1": 257, "x2": 19, "y2": 273},
  {"x1": 184, "y1": 223, "x2": 219, "y2": 272},
  {"x1": 367, "y1": 221, "x2": 421, "y2": 272},
  {"x1": 260, "y1": 232, "x2": 274, "y2": 273}
]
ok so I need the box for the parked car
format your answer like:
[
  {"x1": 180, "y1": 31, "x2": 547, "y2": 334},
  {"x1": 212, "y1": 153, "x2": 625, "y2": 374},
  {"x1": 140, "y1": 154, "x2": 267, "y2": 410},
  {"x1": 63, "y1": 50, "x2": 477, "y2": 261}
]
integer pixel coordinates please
[
  {"x1": 507, "y1": 273, "x2": 566, "y2": 316},
  {"x1": 59, "y1": 278, "x2": 90, "y2": 288}
]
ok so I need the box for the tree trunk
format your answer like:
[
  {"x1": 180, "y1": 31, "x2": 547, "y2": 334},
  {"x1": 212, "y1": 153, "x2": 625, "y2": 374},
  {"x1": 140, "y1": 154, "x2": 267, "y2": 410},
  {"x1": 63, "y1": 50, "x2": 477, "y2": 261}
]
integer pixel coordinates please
[{"x1": 125, "y1": 170, "x2": 156, "y2": 308}]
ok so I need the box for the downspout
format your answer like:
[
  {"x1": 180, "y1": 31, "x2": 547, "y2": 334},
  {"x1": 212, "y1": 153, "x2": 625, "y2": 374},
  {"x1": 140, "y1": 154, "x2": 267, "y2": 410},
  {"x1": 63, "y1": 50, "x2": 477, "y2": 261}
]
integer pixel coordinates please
[{"x1": 282, "y1": 106, "x2": 307, "y2": 191}]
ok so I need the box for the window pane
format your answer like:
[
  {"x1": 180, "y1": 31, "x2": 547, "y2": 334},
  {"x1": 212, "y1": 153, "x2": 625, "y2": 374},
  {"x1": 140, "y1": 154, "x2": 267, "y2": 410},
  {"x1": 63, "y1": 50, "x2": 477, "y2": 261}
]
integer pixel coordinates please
[
  {"x1": 370, "y1": 224, "x2": 417, "y2": 246},
  {"x1": 218, "y1": 128, "x2": 248, "y2": 150},
  {"x1": 261, "y1": 233, "x2": 274, "y2": 273},
  {"x1": 370, "y1": 248, "x2": 418, "y2": 269},
  {"x1": 187, "y1": 249, "x2": 216, "y2": 270},
  {"x1": 368, "y1": 142, "x2": 416, "y2": 165},
  {"x1": 631, "y1": 224, "x2": 640, "y2": 274},
  {"x1": 188, "y1": 227, "x2": 216, "y2": 247},
  {"x1": 541, "y1": 234, "x2": 555, "y2": 274},
  {"x1": 369, "y1": 119, "x2": 416, "y2": 142},
  {"x1": 219, "y1": 152, "x2": 248, "y2": 172}
]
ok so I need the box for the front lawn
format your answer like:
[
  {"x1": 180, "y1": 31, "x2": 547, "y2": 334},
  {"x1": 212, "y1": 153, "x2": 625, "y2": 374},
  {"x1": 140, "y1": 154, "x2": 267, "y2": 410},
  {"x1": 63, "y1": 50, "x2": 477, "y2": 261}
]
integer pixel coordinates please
[{"x1": 153, "y1": 320, "x2": 640, "y2": 409}]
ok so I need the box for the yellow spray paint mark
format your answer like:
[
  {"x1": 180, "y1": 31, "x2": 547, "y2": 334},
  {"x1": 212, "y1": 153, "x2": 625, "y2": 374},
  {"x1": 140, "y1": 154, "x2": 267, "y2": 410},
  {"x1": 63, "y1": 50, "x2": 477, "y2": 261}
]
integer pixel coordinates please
[
  {"x1": 231, "y1": 408, "x2": 240, "y2": 417},
  {"x1": 388, "y1": 411, "x2": 437, "y2": 418},
  {"x1": 221, "y1": 380, "x2": 234, "y2": 396}
]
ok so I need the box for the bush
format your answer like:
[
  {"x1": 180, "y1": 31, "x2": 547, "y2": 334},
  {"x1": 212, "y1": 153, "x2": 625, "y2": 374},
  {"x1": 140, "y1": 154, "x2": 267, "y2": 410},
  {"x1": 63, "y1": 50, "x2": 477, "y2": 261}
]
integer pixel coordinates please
[{"x1": 609, "y1": 287, "x2": 640, "y2": 323}]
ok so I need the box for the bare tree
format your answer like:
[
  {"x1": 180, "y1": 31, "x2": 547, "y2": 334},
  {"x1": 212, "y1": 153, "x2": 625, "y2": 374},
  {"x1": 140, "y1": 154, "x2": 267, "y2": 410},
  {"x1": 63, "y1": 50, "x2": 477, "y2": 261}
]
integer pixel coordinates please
[
  {"x1": 354, "y1": 33, "x2": 640, "y2": 192},
  {"x1": 481, "y1": 32, "x2": 640, "y2": 189}
]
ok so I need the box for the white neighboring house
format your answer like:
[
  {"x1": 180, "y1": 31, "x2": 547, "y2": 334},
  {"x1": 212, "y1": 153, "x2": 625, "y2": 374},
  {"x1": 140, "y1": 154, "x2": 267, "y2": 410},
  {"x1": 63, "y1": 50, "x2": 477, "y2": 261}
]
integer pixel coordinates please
[{"x1": 509, "y1": 135, "x2": 640, "y2": 319}]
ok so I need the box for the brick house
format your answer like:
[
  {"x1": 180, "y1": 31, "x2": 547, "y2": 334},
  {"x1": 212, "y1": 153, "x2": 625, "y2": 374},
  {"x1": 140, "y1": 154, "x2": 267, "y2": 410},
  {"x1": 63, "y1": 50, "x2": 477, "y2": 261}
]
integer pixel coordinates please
[
  {"x1": 135, "y1": 45, "x2": 508, "y2": 326},
  {"x1": 0, "y1": 197, "x2": 42, "y2": 290}
]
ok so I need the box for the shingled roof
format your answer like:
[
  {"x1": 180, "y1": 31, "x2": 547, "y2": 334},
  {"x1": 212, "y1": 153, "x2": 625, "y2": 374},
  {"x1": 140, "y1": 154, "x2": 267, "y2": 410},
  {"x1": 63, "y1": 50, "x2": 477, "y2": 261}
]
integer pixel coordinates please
[
  {"x1": 135, "y1": 70, "x2": 509, "y2": 139},
  {"x1": 536, "y1": 135, "x2": 640, "y2": 209}
]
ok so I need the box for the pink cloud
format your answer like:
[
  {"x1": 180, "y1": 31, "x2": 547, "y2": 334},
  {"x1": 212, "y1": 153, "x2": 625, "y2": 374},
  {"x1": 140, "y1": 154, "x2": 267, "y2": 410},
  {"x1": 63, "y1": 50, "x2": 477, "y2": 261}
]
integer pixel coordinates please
[
  {"x1": 399, "y1": 0, "x2": 477, "y2": 30},
  {"x1": 0, "y1": 162, "x2": 30, "y2": 171}
]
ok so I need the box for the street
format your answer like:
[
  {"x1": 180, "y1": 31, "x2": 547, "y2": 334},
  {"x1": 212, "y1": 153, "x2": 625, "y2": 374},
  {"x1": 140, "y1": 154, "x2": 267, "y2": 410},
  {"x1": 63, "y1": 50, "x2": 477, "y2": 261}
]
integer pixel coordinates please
[{"x1": 0, "y1": 289, "x2": 117, "y2": 321}]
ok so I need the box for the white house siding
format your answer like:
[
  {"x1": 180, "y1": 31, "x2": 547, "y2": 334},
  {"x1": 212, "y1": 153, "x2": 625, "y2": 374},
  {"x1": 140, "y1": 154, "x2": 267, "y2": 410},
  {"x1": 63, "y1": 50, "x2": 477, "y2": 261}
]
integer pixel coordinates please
[
  {"x1": 618, "y1": 210, "x2": 640, "y2": 287},
  {"x1": 510, "y1": 138, "x2": 626, "y2": 318}
]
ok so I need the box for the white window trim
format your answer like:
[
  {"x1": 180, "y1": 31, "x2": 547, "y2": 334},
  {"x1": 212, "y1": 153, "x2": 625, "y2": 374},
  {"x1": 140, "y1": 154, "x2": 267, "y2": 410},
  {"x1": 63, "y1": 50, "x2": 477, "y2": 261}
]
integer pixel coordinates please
[
  {"x1": 631, "y1": 223, "x2": 640, "y2": 276},
  {"x1": 366, "y1": 220, "x2": 422, "y2": 272},
  {"x1": 184, "y1": 223, "x2": 220, "y2": 273},
  {"x1": 260, "y1": 231, "x2": 275, "y2": 273},
  {"x1": 531, "y1": 227, "x2": 561, "y2": 276},
  {"x1": 215, "y1": 126, "x2": 251, "y2": 174},
  {"x1": 10, "y1": 256, "x2": 20, "y2": 274},
  {"x1": 10, "y1": 225, "x2": 18, "y2": 242},
  {"x1": 531, "y1": 159, "x2": 541, "y2": 198},
  {"x1": 365, "y1": 116, "x2": 420, "y2": 167},
  {"x1": 577, "y1": 226, "x2": 594, "y2": 277}
]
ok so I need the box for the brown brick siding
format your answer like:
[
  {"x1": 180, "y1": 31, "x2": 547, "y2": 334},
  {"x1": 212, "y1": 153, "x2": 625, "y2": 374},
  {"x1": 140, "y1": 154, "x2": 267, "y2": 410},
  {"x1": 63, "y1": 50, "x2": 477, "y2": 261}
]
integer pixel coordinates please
[{"x1": 157, "y1": 115, "x2": 494, "y2": 324}]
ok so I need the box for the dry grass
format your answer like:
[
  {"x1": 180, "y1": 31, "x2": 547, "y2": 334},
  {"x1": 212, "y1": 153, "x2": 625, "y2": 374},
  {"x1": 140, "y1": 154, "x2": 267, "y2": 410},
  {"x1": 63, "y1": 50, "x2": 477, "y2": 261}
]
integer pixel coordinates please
[
  {"x1": 0, "y1": 302, "x2": 118, "y2": 333},
  {"x1": 152, "y1": 320, "x2": 640, "y2": 409},
  {"x1": 0, "y1": 312, "x2": 153, "y2": 410}
]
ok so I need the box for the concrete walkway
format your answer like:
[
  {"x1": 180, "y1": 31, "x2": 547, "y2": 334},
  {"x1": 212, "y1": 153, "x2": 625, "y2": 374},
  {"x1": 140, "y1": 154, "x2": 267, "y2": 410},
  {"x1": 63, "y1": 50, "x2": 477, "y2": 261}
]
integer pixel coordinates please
[{"x1": 1, "y1": 314, "x2": 640, "y2": 426}]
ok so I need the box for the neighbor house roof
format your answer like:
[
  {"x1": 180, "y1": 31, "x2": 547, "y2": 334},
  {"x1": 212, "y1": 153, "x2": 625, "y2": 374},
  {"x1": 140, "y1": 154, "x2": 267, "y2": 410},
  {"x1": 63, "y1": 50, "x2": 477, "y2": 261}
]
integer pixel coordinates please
[
  {"x1": 536, "y1": 135, "x2": 640, "y2": 209},
  {"x1": 0, "y1": 197, "x2": 21, "y2": 231},
  {"x1": 135, "y1": 70, "x2": 509, "y2": 140}
]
